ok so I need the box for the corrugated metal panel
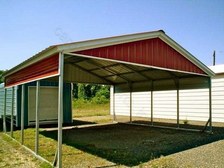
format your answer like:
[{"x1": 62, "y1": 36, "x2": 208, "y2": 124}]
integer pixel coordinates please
[
  {"x1": 64, "y1": 64, "x2": 109, "y2": 84},
  {"x1": 114, "y1": 93, "x2": 130, "y2": 116},
  {"x1": 75, "y1": 38, "x2": 205, "y2": 75},
  {"x1": 16, "y1": 81, "x2": 72, "y2": 127},
  {"x1": 0, "y1": 86, "x2": 5, "y2": 116},
  {"x1": 132, "y1": 92, "x2": 151, "y2": 117},
  {"x1": 0, "y1": 85, "x2": 17, "y2": 124},
  {"x1": 112, "y1": 73, "x2": 224, "y2": 122},
  {"x1": 5, "y1": 54, "x2": 59, "y2": 87},
  {"x1": 154, "y1": 91, "x2": 177, "y2": 119}
]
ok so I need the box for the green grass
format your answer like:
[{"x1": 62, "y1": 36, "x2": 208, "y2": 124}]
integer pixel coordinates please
[
  {"x1": 73, "y1": 99, "x2": 110, "y2": 118},
  {"x1": 0, "y1": 132, "x2": 52, "y2": 168}
]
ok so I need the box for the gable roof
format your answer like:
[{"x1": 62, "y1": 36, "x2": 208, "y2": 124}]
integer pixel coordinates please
[{"x1": 3, "y1": 30, "x2": 215, "y2": 78}]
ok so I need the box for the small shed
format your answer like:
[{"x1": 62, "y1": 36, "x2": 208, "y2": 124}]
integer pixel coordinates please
[{"x1": 0, "y1": 81, "x2": 72, "y2": 127}]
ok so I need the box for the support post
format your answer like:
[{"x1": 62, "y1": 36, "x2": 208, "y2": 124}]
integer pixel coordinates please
[
  {"x1": 177, "y1": 80, "x2": 180, "y2": 128},
  {"x1": 209, "y1": 78, "x2": 212, "y2": 132},
  {"x1": 21, "y1": 85, "x2": 25, "y2": 145},
  {"x1": 10, "y1": 87, "x2": 15, "y2": 137},
  {"x1": 111, "y1": 85, "x2": 116, "y2": 122},
  {"x1": 129, "y1": 83, "x2": 132, "y2": 123},
  {"x1": 35, "y1": 81, "x2": 40, "y2": 154},
  {"x1": 57, "y1": 52, "x2": 64, "y2": 168},
  {"x1": 3, "y1": 89, "x2": 7, "y2": 132},
  {"x1": 151, "y1": 81, "x2": 153, "y2": 126}
]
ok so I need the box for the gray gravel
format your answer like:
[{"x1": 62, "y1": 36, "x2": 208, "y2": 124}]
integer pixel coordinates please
[{"x1": 167, "y1": 140, "x2": 224, "y2": 168}]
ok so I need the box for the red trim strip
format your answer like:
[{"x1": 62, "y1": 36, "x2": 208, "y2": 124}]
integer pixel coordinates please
[{"x1": 5, "y1": 54, "x2": 59, "y2": 87}]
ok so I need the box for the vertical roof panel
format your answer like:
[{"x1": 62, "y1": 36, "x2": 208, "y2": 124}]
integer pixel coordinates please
[
  {"x1": 75, "y1": 38, "x2": 206, "y2": 75},
  {"x1": 5, "y1": 54, "x2": 59, "y2": 87}
]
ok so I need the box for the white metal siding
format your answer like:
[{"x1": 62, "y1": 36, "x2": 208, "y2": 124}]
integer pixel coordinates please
[
  {"x1": 114, "y1": 93, "x2": 130, "y2": 116},
  {"x1": 212, "y1": 75, "x2": 224, "y2": 122},
  {"x1": 0, "y1": 86, "x2": 17, "y2": 118},
  {"x1": 132, "y1": 92, "x2": 151, "y2": 117},
  {"x1": 112, "y1": 75, "x2": 224, "y2": 122},
  {"x1": 28, "y1": 86, "x2": 58, "y2": 125},
  {"x1": 154, "y1": 91, "x2": 177, "y2": 120},
  {"x1": 0, "y1": 86, "x2": 4, "y2": 117}
]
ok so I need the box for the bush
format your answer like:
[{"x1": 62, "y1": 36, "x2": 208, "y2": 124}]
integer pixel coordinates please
[{"x1": 91, "y1": 95, "x2": 109, "y2": 104}]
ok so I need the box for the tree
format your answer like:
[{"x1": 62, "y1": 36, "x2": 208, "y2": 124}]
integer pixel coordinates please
[
  {"x1": 0, "y1": 70, "x2": 5, "y2": 83},
  {"x1": 76, "y1": 84, "x2": 110, "y2": 101},
  {"x1": 72, "y1": 83, "x2": 78, "y2": 98}
]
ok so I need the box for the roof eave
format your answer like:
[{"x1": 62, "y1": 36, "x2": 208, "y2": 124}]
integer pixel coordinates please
[
  {"x1": 58, "y1": 30, "x2": 163, "y2": 53},
  {"x1": 3, "y1": 46, "x2": 59, "y2": 78}
]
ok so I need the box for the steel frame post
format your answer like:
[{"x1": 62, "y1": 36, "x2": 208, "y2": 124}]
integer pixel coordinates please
[
  {"x1": 209, "y1": 78, "x2": 212, "y2": 132},
  {"x1": 10, "y1": 87, "x2": 15, "y2": 137},
  {"x1": 3, "y1": 89, "x2": 7, "y2": 132},
  {"x1": 35, "y1": 80, "x2": 40, "y2": 154},
  {"x1": 151, "y1": 81, "x2": 153, "y2": 126},
  {"x1": 111, "y1": 85, "x2": 116, "y2": 122},
  {"x1": 177, "y1": 80, "x2": 180, "y2": 128},
  {"x1": 129, "y1": 83, "x2": 132, "y2": 123},
  {"x1": 21, "y1": 85, "x2": 25, "y2": 145},
  {"x1": 57, "y1": 52, "x2": 64, "y2": 168}
]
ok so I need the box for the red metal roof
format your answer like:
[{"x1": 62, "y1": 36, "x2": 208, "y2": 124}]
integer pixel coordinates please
[
  {"x1": 75, "y1": 38, "x2": 205, "y2": 75},
  {"x1": 5, "y1": 54, "x2": 59, "y2": 87},
  {"x1": 4, "y1": 30, "x2": 214, "y2": 88}
]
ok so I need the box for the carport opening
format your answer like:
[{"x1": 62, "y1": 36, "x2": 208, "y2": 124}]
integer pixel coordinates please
[{"x1": 72, "y1": 83, "x2": 112, "y2": 125}]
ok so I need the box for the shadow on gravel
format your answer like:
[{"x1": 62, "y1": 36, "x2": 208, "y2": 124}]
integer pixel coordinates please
[{"x1": 40, "y1": 121, "x2": 224, "y2": 167}]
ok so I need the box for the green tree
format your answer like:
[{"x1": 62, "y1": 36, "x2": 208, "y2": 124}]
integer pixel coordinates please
[
  {"x1": 0, "y1": 70, "x2": 5, "y2": 83},
  {"x1": 72, "y1": 83, "x2": 78, "y2": 98},
  {"x1": 77, "y1": 84, "x2": 110, "y2": 101}
]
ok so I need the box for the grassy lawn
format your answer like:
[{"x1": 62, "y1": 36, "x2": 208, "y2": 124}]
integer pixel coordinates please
[{"x1": 72, "y1": 99, "x2": 110, "y2": 118}]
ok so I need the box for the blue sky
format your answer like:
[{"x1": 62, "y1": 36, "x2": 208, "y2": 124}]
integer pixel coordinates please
[{"x1": 0, "y1": 0, "x2": 223, "y2": 70}]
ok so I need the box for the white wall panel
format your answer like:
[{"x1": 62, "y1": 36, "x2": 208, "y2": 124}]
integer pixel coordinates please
[{"x1": 112, "y1": 74, "x2": 224, "y2": 122}]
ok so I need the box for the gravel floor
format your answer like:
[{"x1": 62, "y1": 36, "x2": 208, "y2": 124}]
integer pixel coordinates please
[{"x1": 168, "y1": 139, "x2": 224, "y2": 168}]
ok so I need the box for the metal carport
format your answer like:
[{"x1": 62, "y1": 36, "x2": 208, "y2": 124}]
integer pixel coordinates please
[{"x1": 2, "y1": 30, "x2": 214, "y2": 167}]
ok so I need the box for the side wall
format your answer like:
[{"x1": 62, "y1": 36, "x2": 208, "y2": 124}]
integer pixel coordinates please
[
  {"x1": 16, "y1": 81, "x2": 72, "y2": 127},
  {"x1": 0, "y1": 84, "x2": 17, "y2": 125},
  {"x1": 111, "y1": 75, "x2": 224, "y2": 122}
]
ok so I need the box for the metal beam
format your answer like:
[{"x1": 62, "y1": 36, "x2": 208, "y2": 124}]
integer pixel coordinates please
[
  {"x1": 151, "y1": 81, "x2": 154, "y2": 126},
  {"x1": 86, "y1": 59, "x2": 131, "y2": 83},
  {"x1": 21, "y1": 85, "x2": 25, "y2": 145},
  {"x1": 57, "y1": 52, "x2": 64, "y2": 168},
  {"x1": 68, "y1": 63, "x2": 113, "y2": 85},
  {"x1": 177, "y1": 80, "x2": 180, "y2": 128},
  {"x1": 129, "y1": 83, "x2": 132, "y2": 123},
  {"x1": 35, "y1": 80, "x2": 40, "y2": 154},
  {"x1": 111, "y1": 85, "x2": 116, "y2": 122},
  {"x1": 3, "y1": 89, "x2": 7, "y2": 132},
  {"x1": 10, "y1": 87, "x2": 14, "y2": 137},
  {"x1": 122, "y1": 64, "x2": 153, "y2": 81},
  {"x1": 89, "y1": 63, "x2": 121, "y2": 72},
  {"x1": 103, "y1": 68, "x2": 152, "y2": 79}
]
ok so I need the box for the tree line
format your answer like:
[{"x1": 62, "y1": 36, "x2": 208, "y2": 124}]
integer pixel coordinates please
[{"x1": 73, "y1": 84, "x2": 110, "y2": 104}]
